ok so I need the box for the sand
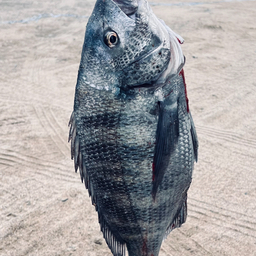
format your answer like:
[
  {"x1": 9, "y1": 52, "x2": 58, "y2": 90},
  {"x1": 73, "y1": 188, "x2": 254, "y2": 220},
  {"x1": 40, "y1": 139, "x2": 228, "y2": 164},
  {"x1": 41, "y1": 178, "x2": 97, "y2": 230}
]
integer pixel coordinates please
[{"x1": 0, "y1": 0, "x2": 255, "y2": 255}]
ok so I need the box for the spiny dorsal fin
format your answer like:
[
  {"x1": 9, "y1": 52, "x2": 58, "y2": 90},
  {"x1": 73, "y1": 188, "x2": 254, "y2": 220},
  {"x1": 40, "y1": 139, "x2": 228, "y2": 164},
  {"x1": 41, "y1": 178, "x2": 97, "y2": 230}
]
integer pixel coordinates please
[{"x1": 68, "y1": 112, "x2": 126, "y2": 256}]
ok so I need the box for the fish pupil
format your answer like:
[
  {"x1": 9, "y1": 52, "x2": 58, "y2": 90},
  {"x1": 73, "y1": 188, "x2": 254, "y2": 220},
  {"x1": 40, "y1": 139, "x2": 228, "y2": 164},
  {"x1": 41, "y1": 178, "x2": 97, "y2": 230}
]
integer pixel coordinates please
[{"x1": 110, "y1": 35, "x2": 116, "y2": 44}]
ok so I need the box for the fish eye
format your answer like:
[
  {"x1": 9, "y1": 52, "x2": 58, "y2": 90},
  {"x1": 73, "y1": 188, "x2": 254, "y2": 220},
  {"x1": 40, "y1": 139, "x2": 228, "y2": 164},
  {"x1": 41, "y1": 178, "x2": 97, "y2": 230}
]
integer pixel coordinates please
[{"x1": 104, "y1": 31, "x2": 119, "y2": 48}]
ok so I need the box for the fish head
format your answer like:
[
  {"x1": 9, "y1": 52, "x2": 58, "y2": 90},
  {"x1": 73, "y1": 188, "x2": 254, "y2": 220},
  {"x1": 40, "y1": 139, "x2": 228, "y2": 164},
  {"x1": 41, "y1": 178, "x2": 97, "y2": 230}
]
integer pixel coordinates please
[{"x1": 76, "y1": 0, "x2": 183, "y2": 94}]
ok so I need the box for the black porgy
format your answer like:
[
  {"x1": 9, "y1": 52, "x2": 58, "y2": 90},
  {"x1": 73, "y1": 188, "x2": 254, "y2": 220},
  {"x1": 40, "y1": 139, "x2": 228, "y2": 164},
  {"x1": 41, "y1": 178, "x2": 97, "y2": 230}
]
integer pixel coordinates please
[{"x1": 68, "y1": 0, "x2": 198, "y2": 255}]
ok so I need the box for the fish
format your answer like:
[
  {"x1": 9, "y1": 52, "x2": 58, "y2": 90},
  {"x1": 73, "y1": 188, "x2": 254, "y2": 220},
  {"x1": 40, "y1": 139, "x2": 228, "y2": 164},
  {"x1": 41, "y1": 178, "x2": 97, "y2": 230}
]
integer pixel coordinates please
[{"x1": 68, "y1": 0, "x2": 198, "y2": 255}]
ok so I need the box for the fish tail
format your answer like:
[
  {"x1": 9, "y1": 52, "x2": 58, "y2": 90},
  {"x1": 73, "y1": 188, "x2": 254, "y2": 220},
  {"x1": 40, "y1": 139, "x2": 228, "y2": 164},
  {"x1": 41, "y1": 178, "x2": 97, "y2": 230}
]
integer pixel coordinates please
[{"x1": 126, "y1": 236, "x2": 162, "y2": 256}]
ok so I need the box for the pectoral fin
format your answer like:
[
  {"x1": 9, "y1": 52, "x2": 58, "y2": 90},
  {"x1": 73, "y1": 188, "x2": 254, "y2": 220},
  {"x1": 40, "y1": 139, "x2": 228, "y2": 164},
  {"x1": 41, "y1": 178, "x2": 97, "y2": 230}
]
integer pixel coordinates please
[{"x1": 152, "y1": 100, "x2": 179, "y2": 199}]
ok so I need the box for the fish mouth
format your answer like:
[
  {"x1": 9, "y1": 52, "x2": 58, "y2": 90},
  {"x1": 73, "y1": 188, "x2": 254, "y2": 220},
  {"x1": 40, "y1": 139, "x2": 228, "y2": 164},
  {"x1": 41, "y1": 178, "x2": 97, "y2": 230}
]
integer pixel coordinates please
[{"x1": 123, "y1": 43, "x2": 171, "y2": 88}]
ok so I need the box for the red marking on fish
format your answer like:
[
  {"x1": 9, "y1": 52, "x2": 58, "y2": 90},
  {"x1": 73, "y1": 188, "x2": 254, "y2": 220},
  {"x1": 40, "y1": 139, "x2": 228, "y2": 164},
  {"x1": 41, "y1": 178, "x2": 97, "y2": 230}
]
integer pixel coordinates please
[
  {"x1": 164, "y1": 89, "x2": 173, "y2": 98},
  {"x1": 176, "y1": 37, "x2": 183, "y2": 44},
  {"x1": 179, "y1": 69, "x2": 189, "y2": 112},
  {"x1": 142, "y1": 237, "x2": 148, "y2": 256}
]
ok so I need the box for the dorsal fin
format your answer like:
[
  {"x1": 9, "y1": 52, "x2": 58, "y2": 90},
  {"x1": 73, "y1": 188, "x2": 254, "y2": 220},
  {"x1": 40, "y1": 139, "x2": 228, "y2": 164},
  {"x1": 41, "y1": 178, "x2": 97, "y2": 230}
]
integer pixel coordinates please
[{"x1": 68, "y1": 112, "x2": 126, "y2": 256}]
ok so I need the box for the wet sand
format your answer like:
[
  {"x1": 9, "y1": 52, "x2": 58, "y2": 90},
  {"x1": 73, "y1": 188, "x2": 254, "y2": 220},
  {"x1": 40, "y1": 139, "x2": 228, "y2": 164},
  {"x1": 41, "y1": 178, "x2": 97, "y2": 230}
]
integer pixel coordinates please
[{"x1": 0, "y1": 0, "x2": 256, "y2": 255}]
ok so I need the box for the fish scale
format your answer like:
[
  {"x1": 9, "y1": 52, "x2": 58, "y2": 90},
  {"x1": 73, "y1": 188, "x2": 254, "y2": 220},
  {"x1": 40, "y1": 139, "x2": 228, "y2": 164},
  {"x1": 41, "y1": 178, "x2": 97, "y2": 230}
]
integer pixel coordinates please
[{"x1": 69, "y1": 0, "x2": 198, "y2": 255}]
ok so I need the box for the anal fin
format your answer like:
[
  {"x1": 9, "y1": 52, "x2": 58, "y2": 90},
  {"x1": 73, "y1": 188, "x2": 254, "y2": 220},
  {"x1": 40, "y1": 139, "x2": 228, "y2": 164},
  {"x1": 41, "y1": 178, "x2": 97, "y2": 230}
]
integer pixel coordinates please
[{"x1": 164, "y1": 196, "x2": 188, "y2": 239}]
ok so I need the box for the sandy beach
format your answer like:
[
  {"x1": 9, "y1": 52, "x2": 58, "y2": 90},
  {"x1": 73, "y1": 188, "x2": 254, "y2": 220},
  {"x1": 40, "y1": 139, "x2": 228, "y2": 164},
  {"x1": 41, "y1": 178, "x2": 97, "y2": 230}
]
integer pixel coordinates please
[{"x1": 0, "y1": 0, "x2": 256, "y2": 255}]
